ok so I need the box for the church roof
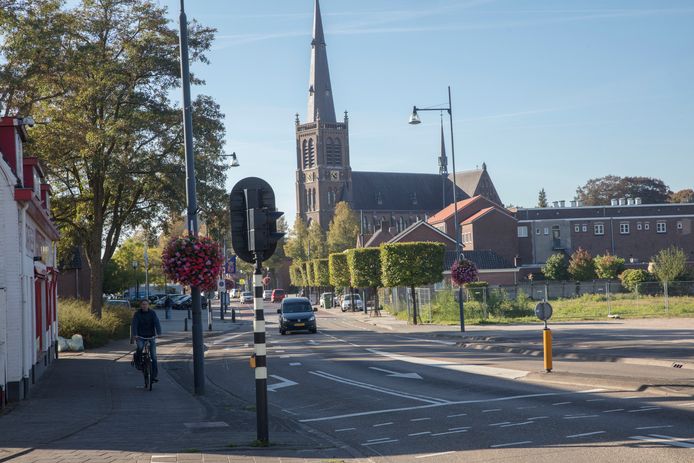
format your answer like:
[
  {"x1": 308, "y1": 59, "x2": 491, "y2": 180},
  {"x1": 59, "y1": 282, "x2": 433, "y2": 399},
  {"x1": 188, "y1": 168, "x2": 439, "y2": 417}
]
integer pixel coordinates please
[
  {"x1": 449, "y1": 163, "x2": 502, "y2": 205},
  {"x1": 306, "y1": 0, "x2": 336, "y2": 123},
  {"x1": 351, "y1": 171, "x2": 468, "y2": 212}
]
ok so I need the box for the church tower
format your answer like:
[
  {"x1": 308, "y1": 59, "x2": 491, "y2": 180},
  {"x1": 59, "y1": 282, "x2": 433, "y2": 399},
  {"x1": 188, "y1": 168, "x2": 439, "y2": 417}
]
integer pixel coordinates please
[{"x1": 295, "y1": 0, "x2": 352, "y2": 229}]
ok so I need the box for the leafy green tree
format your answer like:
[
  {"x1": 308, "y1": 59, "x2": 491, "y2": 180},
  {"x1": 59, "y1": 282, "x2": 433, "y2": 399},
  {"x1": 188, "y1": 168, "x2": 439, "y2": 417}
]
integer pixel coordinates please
[
  {"x1": 669, "y1": 189, "x2": 694, "y2": 203},
  {"x1": 314, "y1": 259, "x2": 330, "y2": 288},
  {"x1": 568, "y1": 248, "x2": 596, "y2": 281},
  {"x1": 307, "y1": 220, "x2": 328, "y2": 258},
  {"x1": 303, "y1": 261, "x2": 314, "y2": 288},
  {"x1": 537, "y1": 188, "x2": 548, "y2": 208},
  {"x1": 327, "y1": 202, "x2": 359, "y2": 253},
  {"x1": 284, "y1": 218, "x2": 308, "y2": 262},
  {"x1": 346, "y1": 248, "x2": 382, "y2": 315},
  {"x1": 594, "y1": 254, "x2": 625, "y2": 279},
  {"x1": 542, "y1": 253, "x2": 569, "y2": 281},
  {"x1": 1, "y1": 0, "x2": 227, "y2": 316},
  {"x1": 381, "y1": 242, "x2": 445, "y2": 325},
  {"x1": 289, "y1": 263, "x2": 304, "y2": 288},
  {"x1": 651, "y1": 246, "x2": 687, "y2": 311},
  {"x1": 329, "y1": 253, "x2": 350, "y2": 288},
  {"x1": 618, "y1": 269, "x2": 652, "y2": 293},
  {"x1": 576, "y1": 175, "x2": 671, "y2": 206}
]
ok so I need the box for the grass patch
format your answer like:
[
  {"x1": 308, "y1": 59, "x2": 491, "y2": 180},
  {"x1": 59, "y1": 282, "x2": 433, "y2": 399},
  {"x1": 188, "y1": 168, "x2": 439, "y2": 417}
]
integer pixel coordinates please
[
  {"x1": 58, "y1": 299, "x2": 132, "y2": 348},
  {"x1": 250, "y1": 439, "x2": 269, "y2": 447}
]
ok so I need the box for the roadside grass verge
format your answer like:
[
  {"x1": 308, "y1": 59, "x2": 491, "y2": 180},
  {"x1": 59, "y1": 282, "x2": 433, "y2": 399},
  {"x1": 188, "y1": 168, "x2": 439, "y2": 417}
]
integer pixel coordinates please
[{"x1": 58, "y1": 299, "x2": 132, "y2": 348}]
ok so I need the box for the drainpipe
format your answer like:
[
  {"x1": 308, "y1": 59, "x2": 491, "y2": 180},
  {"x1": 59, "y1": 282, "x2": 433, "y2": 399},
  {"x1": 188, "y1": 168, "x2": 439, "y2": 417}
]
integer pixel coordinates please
[{"x1": 18, "y1": 203, "x2": 30, "y2": 394}]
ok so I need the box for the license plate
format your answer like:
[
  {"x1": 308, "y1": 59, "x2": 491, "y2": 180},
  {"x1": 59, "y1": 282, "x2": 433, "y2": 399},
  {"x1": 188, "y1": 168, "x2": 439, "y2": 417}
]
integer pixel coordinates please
[{"x1": 294, "y1": 323, "x2": 305, "y2": 327}]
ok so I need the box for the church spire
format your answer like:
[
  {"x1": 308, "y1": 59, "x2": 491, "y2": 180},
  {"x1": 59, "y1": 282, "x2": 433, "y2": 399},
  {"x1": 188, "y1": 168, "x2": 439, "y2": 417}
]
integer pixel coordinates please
[
  {"x1": 307, "y1": 0, "x2": 336, "y2": 123},
  {"x1": 438, "y1": 114, "x2": 448, "y2": 175}
]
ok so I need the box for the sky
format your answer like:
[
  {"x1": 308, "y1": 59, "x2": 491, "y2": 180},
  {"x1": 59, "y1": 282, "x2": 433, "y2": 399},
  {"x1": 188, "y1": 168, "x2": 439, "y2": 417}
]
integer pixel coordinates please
[{"x1": 157, "y1": 0, "x2": 694, "y2": 225}]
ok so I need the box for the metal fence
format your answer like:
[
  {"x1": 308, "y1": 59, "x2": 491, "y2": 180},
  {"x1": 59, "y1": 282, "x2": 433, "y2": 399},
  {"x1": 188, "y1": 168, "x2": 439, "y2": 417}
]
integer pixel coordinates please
[{"x1": 379, "y1": 280, "x2": 694, "y2": 324}]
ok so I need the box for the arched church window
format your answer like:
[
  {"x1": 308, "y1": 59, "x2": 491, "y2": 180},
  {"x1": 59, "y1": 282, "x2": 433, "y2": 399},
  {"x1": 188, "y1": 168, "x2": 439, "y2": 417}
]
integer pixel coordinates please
[
  {"x1": 312, "y1": 188, "x2": 317, "y2": 211},
  {"x1": 308, "y1": 139, "x2": 315, "y2": 168},
  {"x1": 326, "y1": 137, "x2": 333, "y2": 165},
  {"x1": 302, "y1": 139, "x2": 309, "y2": 169},
  {"x1": 306, "y1": 189, "x2": 311, "y2": 211},
  {"x1": 333, "y1": 138, "x2": 342, "y2": 165}
]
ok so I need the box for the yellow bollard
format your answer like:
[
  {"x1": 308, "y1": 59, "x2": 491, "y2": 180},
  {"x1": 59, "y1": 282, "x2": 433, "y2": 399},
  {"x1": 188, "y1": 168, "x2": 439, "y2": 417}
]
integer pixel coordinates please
[
  {"x1": 249, "y1": 353, "x2": 256, "y2": 368},
  {"x1": 543, "y1": 328, "x2": 552, "y2": 372}
]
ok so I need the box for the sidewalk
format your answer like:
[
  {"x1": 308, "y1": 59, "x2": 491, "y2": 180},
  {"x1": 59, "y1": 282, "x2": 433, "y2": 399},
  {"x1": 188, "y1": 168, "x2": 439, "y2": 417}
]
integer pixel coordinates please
[
  {"x1": 0, "y1": 305, "x2": 361, "y2": 463},
  {"x1": 328, "y1": 306, "x2": 694, "y2": 369}
]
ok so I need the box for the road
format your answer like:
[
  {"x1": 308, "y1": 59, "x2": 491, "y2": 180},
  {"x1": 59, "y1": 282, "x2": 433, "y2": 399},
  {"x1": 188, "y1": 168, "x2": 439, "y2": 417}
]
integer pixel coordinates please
[{"x1": 201, "y1": 302, "x2": 694, "y2": 462}]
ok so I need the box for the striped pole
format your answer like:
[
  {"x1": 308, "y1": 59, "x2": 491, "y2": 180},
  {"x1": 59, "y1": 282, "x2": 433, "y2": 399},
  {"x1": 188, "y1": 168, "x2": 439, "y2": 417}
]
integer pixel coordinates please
[{"x1": 253, "y1": 261, "x2": 269, "y2": 443}]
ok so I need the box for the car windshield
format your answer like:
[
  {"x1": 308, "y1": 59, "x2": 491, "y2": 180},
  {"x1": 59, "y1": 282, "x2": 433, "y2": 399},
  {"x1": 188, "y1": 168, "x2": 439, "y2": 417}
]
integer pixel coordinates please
[
  {"x1": 344, "y1": 294, "x2": 361, "y2": 301},
  {"x1": 242, "y1": 292, "x2": 251, "y2": 297},
  {"x1": 274, "y1": 290, "x2": 284, "y2": 295},
  {"x1": 282, "y1": 301, "x2": 312, "y2": 313}
]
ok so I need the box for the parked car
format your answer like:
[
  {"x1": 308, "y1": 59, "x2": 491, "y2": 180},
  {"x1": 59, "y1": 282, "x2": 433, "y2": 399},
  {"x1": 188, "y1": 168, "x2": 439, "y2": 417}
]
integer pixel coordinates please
[
  {"x1": 230, "y1": 288, "x2": 239, "y2": 299},
  {"x1": 263, "y1": 289, "x2": 272, "y2": 301},
  {"x1": 278, "y1": 297, "x2": 317, "y2": 335},
  {"x1": 341, "y1": 293, "x2": 363, "y2": 312},
  {"x1": 271, "y1": 289, "x2": 286, "y2": 303},
  {"x1": 105, "y1": 299, "x2": 131, "y2": 310},
  {"x1": 175, "y1": 295, "x2": 209, "y2": 310},
  {"x1": 241, "y1": 291, "x2": 253, "y2": 304},
  {"x1": 319, "y1": 292, "x2": 334, "y2": 308}
]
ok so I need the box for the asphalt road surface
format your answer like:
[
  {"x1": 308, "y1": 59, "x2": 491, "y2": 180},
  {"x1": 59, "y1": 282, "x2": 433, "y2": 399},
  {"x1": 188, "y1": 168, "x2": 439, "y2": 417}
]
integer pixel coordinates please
[{"x1": 202, "y1": 304, "x2": 694, "y2": 462}]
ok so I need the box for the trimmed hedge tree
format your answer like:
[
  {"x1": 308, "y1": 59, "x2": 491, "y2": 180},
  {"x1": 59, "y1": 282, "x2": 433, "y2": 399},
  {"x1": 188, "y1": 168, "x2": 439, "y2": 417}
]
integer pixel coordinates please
[
  {"x1": 329, "y1": 253, "x2": 350, "y2": 288},
  {"x1": 381, "y1": 242, "x2": 445, "y2": 325},
  {"x1": 289, "y1": 263, "x2": 304, "y2": 287},
  {"x1": 314, "y1": 258, "x2": 330, "y2": 288},
  {"x1": 347, "y1": 248, "x2": 382, "y2": 315}
]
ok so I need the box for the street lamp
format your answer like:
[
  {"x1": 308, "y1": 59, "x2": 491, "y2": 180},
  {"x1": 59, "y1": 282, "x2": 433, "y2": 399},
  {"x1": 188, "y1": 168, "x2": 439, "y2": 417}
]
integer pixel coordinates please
[
  {"x1": 409, "y1": 85, "x2": 466, "y2": 332},
  {"x1": 131, "y1": 260, "x2": 139, "y2": 300},
  {"x1": 222, "y1": 152, "x2": 240, "y2": 167}
]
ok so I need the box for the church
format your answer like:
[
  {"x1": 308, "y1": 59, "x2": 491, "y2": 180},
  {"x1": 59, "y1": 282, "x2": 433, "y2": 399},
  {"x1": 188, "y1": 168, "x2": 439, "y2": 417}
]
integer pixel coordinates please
[{"x1": 294, "y1": 0, "x2": 501, "y2": 235}]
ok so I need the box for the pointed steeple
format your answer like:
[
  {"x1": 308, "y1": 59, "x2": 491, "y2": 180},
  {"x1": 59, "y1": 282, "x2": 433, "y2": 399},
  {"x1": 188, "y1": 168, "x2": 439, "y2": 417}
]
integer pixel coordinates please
[
  {"x1": 438, "y1": 115, "x2": 448, "y2": 175},
  {"x1": 307, "y1": 0, "x2": 336, "y2": 123}
]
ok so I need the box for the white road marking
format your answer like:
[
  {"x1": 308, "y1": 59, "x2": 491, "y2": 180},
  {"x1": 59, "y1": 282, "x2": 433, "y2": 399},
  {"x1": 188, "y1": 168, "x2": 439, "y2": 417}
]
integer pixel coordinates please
[
  {"x1": 500, "y1": 421, "x2": 534, "y2": 428},
  {"x1": 280, "y1": 355, "x2": 291, "y2": 358},
  {"x1": 681, "y1": 402, "x2": 694, "y2": 407},
  {"x1": 369, "y1": 366, "x2": 423, "y2": 380},
  {"x1": 636, "y1": 425, "x2": 673, "y2": 430},
  {"x1": 447, "y1": 413, "x2": 468, "y2": 418},
  {"x1": 482, "y1": 409, "x2": 502, "y2": 413},
  {"x1": 489, "y1": 422, "x2": 511, "y2": 427},
  {"x1": 516, "y1": 406, "x2": 537, "y2": 410},
  {"x1": 432, "y1": 429, "x2": 469, "y2": 436},
  {"x1": 289, "y1": 362, "x2": 302, "y2": 366},
  {"x1": 552, "y1": 401, "x2": 571, "y2": 406},
  {"x1": 275, "y1": 350, "x2": 286, "y2": 353},
  {"x1": 309, "y1": 370, "x2": 448, "y2": 404},
  {"x1": 415, "y1": 451, "x2": 455, "y2": 459},
  {"x1": 267, "y1": 375, "x2": 298, "y2": 392},
  {"x1": 211, "y1": 333, "x2": 248, "y2": 345},
  {"x1": 397, "y1": 336, "x2": 457, "y2": 346},
  {"x1": 586, "y1": 399, "x2": 605, "y2": 402},
  {"x1": 367, "y1": 348, "x2": 528, "y2": 380},
  {"x1": 621, "y1": 396, "x2": 640, "y2": 399},
  {"x1": 563, "y1": 415, "x2": 599, "y2": 419},
  {"x1": 361, "y1": 439, "x2": 399, "y2": 446},
  {"x1": 490, "y1": 441, "x2": 532, "y2": 448},
  {"x1": 335, "y1": 428, "x2": 356, "y2": 432},
  {"x1": 299, "y1": 390, "x2": 598, "y2": 423},
  {"x1": 602, "y1": 409, "x2": 624, "y2": 413},
  {"x1": 527, "y1": 416, "x2": 549, "y2": 420},
  {"x1": 629, "y1": 434, "x2": 694, "y2": 449},
  {"x1": 307, "y1": 340, "x2": 319, "y2": 345},
  {"x1": 411, "y1": 417, "x2": 431, "y2": 422},
  {"x1": 628, "y1": 407, "x2": 661, "y2": 413},
  {"x1": 367, "y1": 437, "x2": 393, "y2": 442},
  {"x1": 566, "y1": 431, "x2": 606, "y2": 438},
  {"x1": 373, "y1": 422, "x2": 393, "y2": 427},
  {"x1": 409, "y1": 431, "x2": 432, "y2": 436},
  {"x1": 449, "y1": 426, "x2": 471, "y2": 431}
]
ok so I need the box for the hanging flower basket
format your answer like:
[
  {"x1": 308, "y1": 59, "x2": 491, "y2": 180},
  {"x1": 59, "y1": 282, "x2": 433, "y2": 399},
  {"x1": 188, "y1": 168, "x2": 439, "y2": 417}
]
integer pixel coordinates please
[
  {"x1": 161, "y1": 235, "x2": 223, "y2": 291},
  {"x1": 451, "y1": 258, "x2": 478, "y2": 287}
]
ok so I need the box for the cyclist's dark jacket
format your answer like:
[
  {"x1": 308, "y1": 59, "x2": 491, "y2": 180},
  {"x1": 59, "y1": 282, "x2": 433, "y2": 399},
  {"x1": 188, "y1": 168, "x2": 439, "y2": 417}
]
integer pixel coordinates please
[{"x1": 131, "y1": 309, "x2": 162, "y2": 338}]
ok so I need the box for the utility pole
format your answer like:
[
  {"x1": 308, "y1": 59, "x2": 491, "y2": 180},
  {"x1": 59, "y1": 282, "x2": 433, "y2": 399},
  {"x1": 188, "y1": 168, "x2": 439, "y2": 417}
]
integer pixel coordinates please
[{"x1": 179, "y1": 0, "x2": 205, "y2": 395}]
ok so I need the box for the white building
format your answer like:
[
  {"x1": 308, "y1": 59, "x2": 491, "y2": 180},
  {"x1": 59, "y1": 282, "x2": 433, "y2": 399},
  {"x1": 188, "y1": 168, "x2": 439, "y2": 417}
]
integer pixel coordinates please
[{"x1": 0, "y1": 116, "x2": 60, "y2": 405}]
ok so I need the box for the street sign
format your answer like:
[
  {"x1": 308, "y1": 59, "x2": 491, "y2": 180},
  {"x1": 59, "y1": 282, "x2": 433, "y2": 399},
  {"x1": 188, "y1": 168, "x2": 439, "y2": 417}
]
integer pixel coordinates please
[
  {"x1": 218, "y1": 280, "x2": 225, "y2": 290},
  {"x1": 535, "y1": 302, "x2": 553, "y2": 321}
]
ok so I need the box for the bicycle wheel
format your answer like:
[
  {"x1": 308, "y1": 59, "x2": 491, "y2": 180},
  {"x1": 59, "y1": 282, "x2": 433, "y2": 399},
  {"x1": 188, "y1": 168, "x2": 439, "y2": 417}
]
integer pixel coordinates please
[{"x1": 143, "y1": 357, "x2": 152, "y2": 390}]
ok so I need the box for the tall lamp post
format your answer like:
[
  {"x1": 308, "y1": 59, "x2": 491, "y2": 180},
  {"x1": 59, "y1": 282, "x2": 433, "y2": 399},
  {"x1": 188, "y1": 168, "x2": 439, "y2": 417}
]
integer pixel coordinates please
[
  {"x1": 131, "y1": 260, "x2": 139, "y2": 300},
  {"x1": 409, "y1": 85, "x2": 465, "y2": 332},
  {"x1": 220, "y1": 152, "x2": 240, "y2": 322}
]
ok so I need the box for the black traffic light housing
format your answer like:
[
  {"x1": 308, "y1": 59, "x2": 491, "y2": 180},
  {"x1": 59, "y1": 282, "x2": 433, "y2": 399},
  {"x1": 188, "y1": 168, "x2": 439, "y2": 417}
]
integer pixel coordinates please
[{"x1": 230, "y1": 177, "x2": 285, "y2": 264}]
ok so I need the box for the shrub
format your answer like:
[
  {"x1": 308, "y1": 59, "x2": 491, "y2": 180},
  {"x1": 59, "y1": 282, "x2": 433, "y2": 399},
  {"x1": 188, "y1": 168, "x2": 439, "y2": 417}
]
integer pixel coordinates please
[
  {"x1": 542, "y1": 253, "x2": 568, "y2": 281},
  {"x1": 568, "y1": 248, "x2": 596, "y2": 281},
  {"x1": 619, "y1": 269, "x2": 652, "y2": 293},
  {"x1": 58, "y1": 299, "x2": 131, "y2": 348},
  {"x1": 594, "y1": 254, "x2": 625, "y2": 279},
  {"x1": 464, "y1": 281, "x2": 488, "y2": 302}
]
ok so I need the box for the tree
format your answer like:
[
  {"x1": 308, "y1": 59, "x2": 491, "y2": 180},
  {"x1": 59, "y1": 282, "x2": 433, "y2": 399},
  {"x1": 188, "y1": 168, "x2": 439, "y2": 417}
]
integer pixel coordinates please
[
  {"x1": 284, "y1": 218, "x2": 308, "y2": 262},
  {"x1": 619, "y1": 269, "x2": 652, "y2": 293},
  {"x1": 594, "y1": 254, "x2": 625, "y2": 279},
  {"x1": 568, "y1": 248, "x2": 596, "y2": 281},
  {"x1": 381, "y1": 242, "x2": 445, "y2": 325},
  {"x1": 669, "y1": 189, "x2": 694, "y2": 203},
  {"x1": 307, "y1": 220, "x2": 328, "y2": 258},
  {"x1": 576, "y1": 176, "x2": 671, "y2": 206},
  {"x1": 542, "y1": 253, "x2": 569, "y2": 281},
  {"x1": 327, "y1": 202, "x2": 359, "y2": 253},
  {"x1": 651, "y1": 246, "x2": 687, "y2": 312},
  {"x1": 1, "y1": 0, "x2": 227, "y2": 316},
  {"x1": 537, "y1": 188, "x2": 548, "y2": 208},
  {"x1": 328, "y1": 253, "x2": 350, "y2": 289},
  {"x1": 346, "y1": 248, "x2": 382, "y2": 315},
  {"x1": 289, "y1": 263, "x2": 304, "y2": 288},
  {"x1": 314, "y1": 258, "x2": 330, "y2": 288}
]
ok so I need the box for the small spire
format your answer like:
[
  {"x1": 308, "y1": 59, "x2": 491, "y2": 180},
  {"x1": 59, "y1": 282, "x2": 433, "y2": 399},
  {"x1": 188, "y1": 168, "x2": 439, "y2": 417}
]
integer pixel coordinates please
[
  {"x1": 438, "y1": 113, "x2": 448, "y2": 175},
  {"x1": 482, "y1": 162, "x2": 487, "y2": 171},
  {"x1": 295, "y1": 113, "x2": 300, "y2": 125}
]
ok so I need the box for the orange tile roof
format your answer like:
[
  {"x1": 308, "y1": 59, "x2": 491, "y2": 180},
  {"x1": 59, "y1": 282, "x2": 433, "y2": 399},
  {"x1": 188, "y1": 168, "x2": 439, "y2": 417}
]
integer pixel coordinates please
[
  {"x1": 463, "y1": 206, "x2": 516, "y2": 225},
  {"x1": 427, "y1": 196, "x2": 483, "y2": 224}
]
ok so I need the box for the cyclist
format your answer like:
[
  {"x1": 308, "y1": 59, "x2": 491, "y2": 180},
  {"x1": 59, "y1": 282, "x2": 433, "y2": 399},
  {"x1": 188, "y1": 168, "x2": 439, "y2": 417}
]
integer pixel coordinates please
[{"x1": 131, "y1": 300, "x2": 162, "y2": 382}]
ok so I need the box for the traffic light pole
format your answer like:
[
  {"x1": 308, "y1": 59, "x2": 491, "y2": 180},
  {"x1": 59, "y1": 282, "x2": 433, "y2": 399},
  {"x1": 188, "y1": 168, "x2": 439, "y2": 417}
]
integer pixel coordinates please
[{"x1": 253, "y1": 254, "x2": 269, "y2": 443}]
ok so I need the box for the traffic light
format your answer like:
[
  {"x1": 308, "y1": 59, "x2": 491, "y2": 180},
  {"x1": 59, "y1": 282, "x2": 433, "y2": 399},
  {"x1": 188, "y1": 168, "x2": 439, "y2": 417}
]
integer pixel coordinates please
[{"x1": 230, "y1": 177, "x2": 285, "y2": 263}]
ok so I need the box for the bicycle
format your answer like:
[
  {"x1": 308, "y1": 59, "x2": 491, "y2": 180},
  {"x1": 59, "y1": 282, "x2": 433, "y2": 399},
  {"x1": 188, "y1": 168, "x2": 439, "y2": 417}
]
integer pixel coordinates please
[{"x1": 135, "y1": 336, "x2": 156, "y2": 391}]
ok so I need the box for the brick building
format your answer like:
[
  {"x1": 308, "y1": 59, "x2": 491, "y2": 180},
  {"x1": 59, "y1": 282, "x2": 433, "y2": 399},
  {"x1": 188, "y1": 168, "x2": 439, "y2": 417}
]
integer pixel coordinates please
[{"x1": 0, "y1": 116, "x2": 60, "y2": 404}]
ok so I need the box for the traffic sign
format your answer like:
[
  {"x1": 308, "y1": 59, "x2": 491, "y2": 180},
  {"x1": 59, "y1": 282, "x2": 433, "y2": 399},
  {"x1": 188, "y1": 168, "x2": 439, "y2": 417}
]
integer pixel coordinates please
[
  {"x1": 218, "y1": 280, "x2": 225, "y2": 289},
  {"x1": 535, "y1": 302, "x2": 553, "y2": 321}
]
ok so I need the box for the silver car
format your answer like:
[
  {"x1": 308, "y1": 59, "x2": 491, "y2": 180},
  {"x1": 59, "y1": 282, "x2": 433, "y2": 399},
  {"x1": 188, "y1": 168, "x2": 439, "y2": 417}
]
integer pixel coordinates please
[{"x1": 241, "y1": 291, "x2": 253, "y2": 304}]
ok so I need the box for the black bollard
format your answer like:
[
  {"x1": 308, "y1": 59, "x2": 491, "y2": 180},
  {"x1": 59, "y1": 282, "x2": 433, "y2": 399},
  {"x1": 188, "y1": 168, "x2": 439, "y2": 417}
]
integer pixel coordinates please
[{"x1": 184, "y1": 318, "x2": 188, "y2": 331}]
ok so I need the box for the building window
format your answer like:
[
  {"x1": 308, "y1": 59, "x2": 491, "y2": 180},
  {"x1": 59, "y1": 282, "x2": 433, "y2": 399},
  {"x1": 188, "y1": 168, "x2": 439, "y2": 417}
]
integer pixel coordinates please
[
  {"x1": 619, "y1": 223, "x2": 630, "y2": 234},
  {"x1": 517, "y1": 226, "x2": 528, "y2": 238},
  {"x1": 657, "y1": 222, "x2": 666, "y2": 233},
  {"x1": 581, "y1": 224, "x2": 587, "y2": 232},
  {"x1": 536, "y1": 228, "x2": 541, "y2": 235},
  {"x1": 677, "y1": 221, "x2": 683, "y2": 230},
  {"x1": 574, "y1": 225, "x2": 580, "y2": 233},
  {"x1": 637, "y1": 222, "x2": 642, "y2": 230},
  {"x1": 543, "y1": 227, "x2": 549, "y2": 235},
  {"x1": 376, "y1": 192, "x2": 383, "y2": 205},
  {"x1": 410, "y1": 192, "x2": 418, "y2": 206},
  {"x1": 594, "y1": 223, "x2": 604, "y2": 235},
  {"x1": 644, "y1": 222, "x2": 650, "y2": 230}
]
